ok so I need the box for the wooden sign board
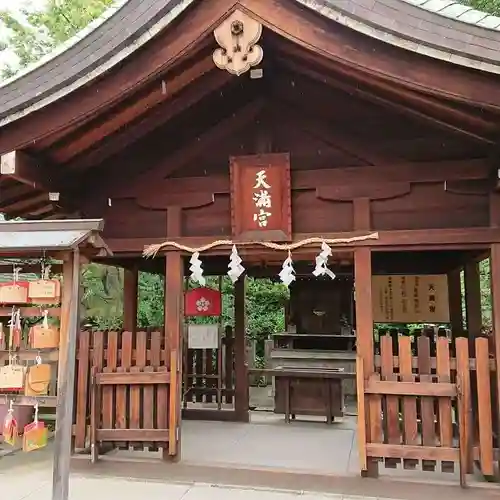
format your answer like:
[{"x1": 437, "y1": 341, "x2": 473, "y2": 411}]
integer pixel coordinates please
[
  {"x1": 230, "y1": 153, "x2": 291, "y2": 241},
  {"x1": 188, "y1": 324, "x2": 219, "y2": 349},
  {"x1": 372, "y1": 274, "x2": 450, "y2": 324}
]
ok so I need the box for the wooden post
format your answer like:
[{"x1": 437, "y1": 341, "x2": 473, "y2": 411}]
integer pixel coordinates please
[
  {"x1": 57, "y1": 255, "x2": 74, "y2": 384},
  {"x1": 234, "y1": 277, "x2": 249, "y2": 422},
  {"x1": 354, "y1": 247, "x2": 378, "y2": 478},
  {"x1": 165, "y1": 207, "x2": 183, "y2": 460},
  {"x1": 52, "y1": 250, "x2": 81, "y2": 500},
  {"x1": 465, "y1": 261, "x2": 482, "y2": 338},
  {"x1": 123, "y1": 264, "x2": 139, "y2": 332},
  {"x1": 448, "y1": 268, "x2": 464, "y2": 336},
  {"x1": 489, "y1": 244, "x2": 500, "y2": 471}
]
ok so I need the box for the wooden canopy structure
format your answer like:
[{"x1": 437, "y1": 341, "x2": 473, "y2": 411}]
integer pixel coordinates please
[{"x1": 1, "y1": 0, "x2": 500, "y2": 486}]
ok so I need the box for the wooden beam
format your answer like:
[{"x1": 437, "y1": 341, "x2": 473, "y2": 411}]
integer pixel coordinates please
[
  {"x1": 2, "y1": 193, "x2": 50, "y2": 214},
  {"x1": 52, "y1": 56, "x2": 219, "y2": 164},
  {"x1": 278, "y1": 46, "x2": 497, "y2": 135},
  {"x1": 108, "y1": 99, "x2": 264, "y2": 199},
  {"x1": 109, "y1": 157, "x2": 489, "y2": 206},
  {"x1": 68, "y1": 69, "x2": 232, "y2": 172},
  {"x1": 0, "y1": 150, "x2": 59, "y2": 188},
  {"x1": 277, "y1": 56, "x2": 494, "y2": 143},
  {"x1": 106, "y1": 227, "x2": 498, "y2": 254}
]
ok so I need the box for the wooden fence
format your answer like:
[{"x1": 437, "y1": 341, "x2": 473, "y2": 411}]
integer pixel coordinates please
[{"x1": 362, "y1": 334, "x2": 498, "y2": 482}]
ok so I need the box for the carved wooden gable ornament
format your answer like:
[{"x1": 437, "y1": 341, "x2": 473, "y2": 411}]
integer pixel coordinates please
[
  {"x1": 230, "y1": 153, "x2": 292, "y2": 241},
  {"x1": 213, "y1": 9, "x2": 263, "y2": 76}
]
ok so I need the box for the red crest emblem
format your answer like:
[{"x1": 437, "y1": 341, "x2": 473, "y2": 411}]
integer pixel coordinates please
[{"x1": 184, "y1": 287, "x2": 222, "y2": 316}]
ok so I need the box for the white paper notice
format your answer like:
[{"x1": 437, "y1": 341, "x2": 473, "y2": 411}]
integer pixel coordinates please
[{"x1": 188, "y1": 324, "x2": 219, "y2": 349}]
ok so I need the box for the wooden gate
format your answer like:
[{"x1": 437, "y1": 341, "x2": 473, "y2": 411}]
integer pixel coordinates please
[
  {"x1": 358, "y1": 334, "x2": 498, "y2": 485},
  {"x1": 74, "y1": 329, "x2": 173, "y2": 458}
]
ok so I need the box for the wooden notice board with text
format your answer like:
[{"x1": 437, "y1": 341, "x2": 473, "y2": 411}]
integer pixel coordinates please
[{"x1": 372, "y1": 274, "x2": 450, "y2": 323}]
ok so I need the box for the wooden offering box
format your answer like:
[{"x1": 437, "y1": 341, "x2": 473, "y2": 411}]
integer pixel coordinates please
[{"x1": 273, "y1": 368, "x2": 349, "y2": 423}]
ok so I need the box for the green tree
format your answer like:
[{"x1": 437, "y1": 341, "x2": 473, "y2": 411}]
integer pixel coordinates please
[
  {"x1": 81, "y1": 263, "x2": 123, "y2": 329},
  {"x1": 462, "y1": 0, "x2": 500, "y2": 15},
  {"x1": 0, "y1": 0, "x2": 113, "y2": 78}
]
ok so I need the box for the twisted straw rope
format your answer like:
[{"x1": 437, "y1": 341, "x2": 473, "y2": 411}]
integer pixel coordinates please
[{"x1": 143, "y1": 232, "x2": 379, "y2": 257}]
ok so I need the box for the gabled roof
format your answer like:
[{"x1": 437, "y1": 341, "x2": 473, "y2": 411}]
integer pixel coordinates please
[{"x1": 1, "y1": 0, "x2": 500, "y2": 127}]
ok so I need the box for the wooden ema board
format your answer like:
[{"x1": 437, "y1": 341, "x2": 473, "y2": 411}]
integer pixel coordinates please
[
  {"x1": 359, "y1": 334, "x2": 498, "y2": 484},
  {"x1": 75, "y1": 330, "x2": 171, "y2": 456},
  {"x1": 0, "y1": 280, "x2": 61, "y2": 305},
  {"x1": 372, "y1": 274, "x2": 450, "y2": 323}
]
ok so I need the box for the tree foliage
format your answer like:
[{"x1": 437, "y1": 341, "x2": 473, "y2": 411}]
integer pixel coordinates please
[
  {"x1": 0, "y1": 0, "x2": 113, "y2": 78},
  {"x1": 462, "y1": 0, "x2": 500, "y2": 15}
]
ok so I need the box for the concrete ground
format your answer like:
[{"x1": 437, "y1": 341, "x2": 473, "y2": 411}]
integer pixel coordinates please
[
  {"x1": 0, "y1": 446, "x2": 409, "y2": 500},
  {"x1": 1, "y1": 410, "x2": 498, "y2": 500},
  {"x1": 1, "y1": 451, "x2": 497, "y2": 500}
]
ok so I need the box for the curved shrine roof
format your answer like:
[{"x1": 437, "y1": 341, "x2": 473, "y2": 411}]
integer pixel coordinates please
[{"x1": 1, "y1": 0, "x2": 500, "y2": 125}]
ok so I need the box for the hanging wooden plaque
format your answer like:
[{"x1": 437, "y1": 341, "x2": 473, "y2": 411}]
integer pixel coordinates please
[
  {"x1": 30, "y1": 325, "x2": 60, "y2": 349},
  {"x1": 28, "y1": 279, "x2": 61, "y2": 303},
  {"x1": 230, "y1": 153, "x2": 291, "y2": 241},
  {"x1": 0, "y1": 282, "x2": 29, "y2": 304}
]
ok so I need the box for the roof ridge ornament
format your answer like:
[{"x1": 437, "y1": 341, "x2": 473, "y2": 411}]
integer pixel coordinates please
[{"x1": 213, "y1": 9, "x2": 263, "y2": 76}]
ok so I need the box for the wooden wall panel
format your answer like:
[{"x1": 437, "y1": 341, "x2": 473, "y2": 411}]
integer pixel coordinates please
[
  {"x1": 292, "y1": 190, "x2": 353, "y2": 233},
  {"x1": 372, "y1": 183, "x2": 488, "y2": 231},
  {"x1": 102, "y1": 199, "x2": 167, "y2": 239},
  {"x1": 182, "y1": 194, "x2": 231, "y2": 237}
]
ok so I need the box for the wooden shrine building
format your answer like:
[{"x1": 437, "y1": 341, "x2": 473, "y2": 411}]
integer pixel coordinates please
[{"x1": 1, "y1": 0, "x2": 500, "y2": 484}]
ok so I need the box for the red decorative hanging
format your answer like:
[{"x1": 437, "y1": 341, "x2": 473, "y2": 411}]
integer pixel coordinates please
[{"x1": 184, "y1": 287, "x2": 222, "y2": 317}]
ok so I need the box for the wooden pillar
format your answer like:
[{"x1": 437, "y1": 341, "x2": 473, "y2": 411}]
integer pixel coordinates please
[
  {"x1": 234, "y1": 276, "x2": 249, "y2": 422},
  {"x1": 52, "y1": 250, "x2": 81, "y2": 500},
  {"x1": 57, "y1": 253, "x2": 75, "y2": 385},
  {"x1": 447, "y1": 268, "x2": 464, "y2": 336},
  {"x1": 354, "y1": 247, "x2": 378, "y2": 478},
  {"x1": 465, "y1": 261, "x2": 482, "y2": 338},
  {"x1": 489, "y1": 245, "x2": 500, "y2": 468},
  {"x1": 123, "y1": 264, "x2": 139, "y2": 332},
  {"x1": 164, "y1": 207, "x2": 183, "y2": 460}
]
